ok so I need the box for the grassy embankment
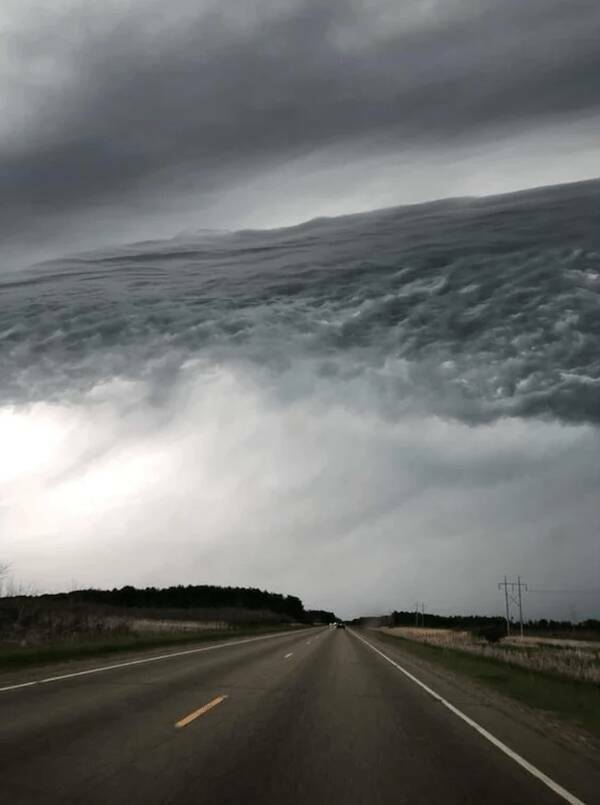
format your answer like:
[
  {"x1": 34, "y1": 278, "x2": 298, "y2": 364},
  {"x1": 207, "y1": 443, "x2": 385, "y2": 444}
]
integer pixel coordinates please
[
  {"x1": 0, "y1": 599, "x2": 312, "y2": 675},
  {"x1": 376, "y1": 628, "x2": 600, "y2": 739},
  {"x1": 0, "y1": 623, "x2": 309, "y2": 673}
]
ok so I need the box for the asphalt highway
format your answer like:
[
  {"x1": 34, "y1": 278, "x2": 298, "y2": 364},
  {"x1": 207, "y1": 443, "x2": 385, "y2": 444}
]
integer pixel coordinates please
[{"x1": 1, "y1": 627, "x2": 597, "y2": 804}]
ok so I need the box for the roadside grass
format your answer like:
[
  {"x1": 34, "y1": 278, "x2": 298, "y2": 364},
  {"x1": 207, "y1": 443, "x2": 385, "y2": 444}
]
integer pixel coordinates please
[
  {"x1": 0, "y1": 624, "x2": 306, "y2": 674},
  {"x1": 375, "y1": 630, "x2": 600, "y2": 740},
  {"x1": 381, "y1": 627, "x2": 600, "y2": 683}
]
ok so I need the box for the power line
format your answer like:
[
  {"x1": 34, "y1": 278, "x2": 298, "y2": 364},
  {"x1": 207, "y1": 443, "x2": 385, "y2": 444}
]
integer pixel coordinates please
[{"x1": 527, "y1": 589, "x2": 600, "y2": 595}]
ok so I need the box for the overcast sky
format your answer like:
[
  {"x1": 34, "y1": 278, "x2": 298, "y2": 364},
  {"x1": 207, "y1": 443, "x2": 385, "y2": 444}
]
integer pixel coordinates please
[
  {"x1": 2, "y1": 0, "x2": 600, "y2": 267},
  {"x1": 2, "y1": 1, "x2": 600, "y2": 620}
]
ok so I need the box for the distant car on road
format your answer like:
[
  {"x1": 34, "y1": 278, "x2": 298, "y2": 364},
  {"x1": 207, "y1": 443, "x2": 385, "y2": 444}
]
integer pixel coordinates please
[{"x1": 336, "y1": 622, "x2": 345, "y2": 630}]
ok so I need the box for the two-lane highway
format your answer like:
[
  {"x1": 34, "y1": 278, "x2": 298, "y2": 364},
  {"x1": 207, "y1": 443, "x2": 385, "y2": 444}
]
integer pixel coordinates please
[{"x1": 0, "y1": 626, "x2": 596, "y2": 804}]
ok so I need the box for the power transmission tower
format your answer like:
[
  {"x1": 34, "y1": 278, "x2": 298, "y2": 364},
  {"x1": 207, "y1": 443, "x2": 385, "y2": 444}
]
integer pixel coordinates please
[
  {"x1": 498, "y1": 577, "x2": 528, "y2": 637},
  {"x1": 499, "y1": 575, "x2": 511, "y2": 635},
  {"x1": 517, "y1": 576, "x2": 526, "y2": 637},
  {"x1": 414, "y1": 601, "x2": 426, "y2": 627}
]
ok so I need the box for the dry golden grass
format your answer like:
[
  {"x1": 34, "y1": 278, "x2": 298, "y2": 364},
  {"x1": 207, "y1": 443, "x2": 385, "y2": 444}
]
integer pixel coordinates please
[
  {"x1": 0, "y1": 600, "x2": 282, "y2": 647},
  {"x1": 131, "y1": 618, "x2": 229, "y2": 633},
  {"x1": 382, "y1": 627, "x2": 600, "y2": 684}
]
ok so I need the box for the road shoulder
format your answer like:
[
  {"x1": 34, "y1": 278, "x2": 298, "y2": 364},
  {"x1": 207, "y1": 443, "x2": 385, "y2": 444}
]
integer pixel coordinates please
[{"x1": 353, "y1": 628, "x2": 600, "y2": 805}]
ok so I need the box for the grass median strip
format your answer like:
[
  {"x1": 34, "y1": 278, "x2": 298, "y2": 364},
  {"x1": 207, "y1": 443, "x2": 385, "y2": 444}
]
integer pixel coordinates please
[{"x1": 175, "y1": 695, "x2": 228, "y2": 728}]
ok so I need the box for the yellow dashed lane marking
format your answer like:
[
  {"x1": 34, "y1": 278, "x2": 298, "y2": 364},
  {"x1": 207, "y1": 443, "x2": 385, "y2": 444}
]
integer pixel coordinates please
[{"x1": 175, "y1": 695, "x2": 228, "y2": 728}]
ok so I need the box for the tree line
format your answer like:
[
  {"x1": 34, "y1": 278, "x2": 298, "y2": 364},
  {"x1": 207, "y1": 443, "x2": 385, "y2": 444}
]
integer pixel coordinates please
[
  {"x1": 351, "y1": 610, "x2": 600, "y2": 634},
  {"x1": 20, "y1": 584, "x2": 336, "y2": 624}
]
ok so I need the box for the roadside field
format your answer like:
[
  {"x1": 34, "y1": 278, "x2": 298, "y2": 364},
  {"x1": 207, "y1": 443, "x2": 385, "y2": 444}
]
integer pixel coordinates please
[
  {"x1": 381, "y1": 627, "x2": 600, "y2": 684},
  {"x1": 377, "y1": 627, "x2": 600, "y2": 739}
]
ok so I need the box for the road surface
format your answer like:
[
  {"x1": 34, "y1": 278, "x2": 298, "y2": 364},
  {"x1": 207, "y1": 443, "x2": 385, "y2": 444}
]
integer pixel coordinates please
[{"x1": 1, "y1": 627, "x2": 597, "y2": 804}]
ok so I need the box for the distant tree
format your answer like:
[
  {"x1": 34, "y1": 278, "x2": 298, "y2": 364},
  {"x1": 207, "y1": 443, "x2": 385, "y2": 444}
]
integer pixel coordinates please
[
  {"x1": 305, "y1": 609, "x2": 337, "y2": 623},
  {"x1": 37, "y1": 583, "x2": 313, "y2": 622}
]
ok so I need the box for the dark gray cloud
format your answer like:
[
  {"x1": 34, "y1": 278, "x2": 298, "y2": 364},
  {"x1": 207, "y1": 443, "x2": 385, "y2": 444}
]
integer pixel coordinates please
[
  {"x1": 1, "y1": 180, "x2": 599, "y2": 618},
  {"x1": 2, "y1": 3, "x2": 599, "y2": 619},
  {"x1": 2, "y1": 0, "x2": 600, "y2": 263},
  {"x1": 3, "y1": 178, "x2": 599, "y2": 424}
]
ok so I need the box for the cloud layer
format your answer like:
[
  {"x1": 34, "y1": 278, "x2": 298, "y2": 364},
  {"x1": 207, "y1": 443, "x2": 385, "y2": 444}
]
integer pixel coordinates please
[
  {"x1": 2, "y1": 0, "x2": 600, "y2": 263},
  {"x1": 2, "y1": 365, "x2": 599, "y2": 619},
  {"x1": 1, "y1": 180, "x2": 599, "y2": 617}
]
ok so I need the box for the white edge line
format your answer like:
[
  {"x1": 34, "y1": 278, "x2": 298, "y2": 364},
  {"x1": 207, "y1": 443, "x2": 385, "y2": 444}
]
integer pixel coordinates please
[
  {"x1": 284, "y1": 652, "x2": 293, "y2": 658},
  {"x1": 349, "y1": 629, "x2": 586, "y2": 805},
  {"x1": 0, "y1": 628, "x2": 314, "y2": 694}
]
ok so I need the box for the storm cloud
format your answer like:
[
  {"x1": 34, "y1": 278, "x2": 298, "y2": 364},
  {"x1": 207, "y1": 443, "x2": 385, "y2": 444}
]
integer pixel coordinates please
[
  {"x1": 2, "y1": 0, "x2": 600, "y2": 264},
  {"x1": 1, "y1": 2, "x2": 599, "y2": 620},
  {"x1": 3, "y1": 367, "x2": 599, "y2": 619},
  {"x1": 2, "y1": 178, "x2": 600, "y2": 617}
]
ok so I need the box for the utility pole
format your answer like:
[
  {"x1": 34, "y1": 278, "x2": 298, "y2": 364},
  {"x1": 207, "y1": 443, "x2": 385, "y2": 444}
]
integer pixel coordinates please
[
  {"x1": 498, "y1": 577, "x2": 527, "y2": 637},
  {"x1": 517, "y1": 575, "x2": 527, "y2": 638},
  {"x1": 499, "y1": 576, "x2": 511, "y2": 636},
  {"x1": 414, "y1": 601, "x2": 426, "y2": 627}
]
